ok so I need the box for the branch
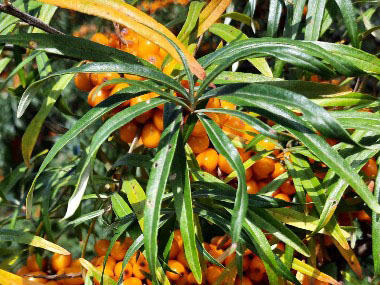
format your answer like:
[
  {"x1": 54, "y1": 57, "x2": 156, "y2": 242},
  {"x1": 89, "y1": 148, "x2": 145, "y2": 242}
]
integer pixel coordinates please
[{"x1": 0, "y1": 2, "x2": 64, "y2": 35}]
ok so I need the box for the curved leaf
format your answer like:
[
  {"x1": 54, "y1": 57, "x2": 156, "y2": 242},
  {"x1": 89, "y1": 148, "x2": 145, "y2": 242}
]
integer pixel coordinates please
[{"x1": 198, "y1": 0, "x2": 232, "y2": 36}]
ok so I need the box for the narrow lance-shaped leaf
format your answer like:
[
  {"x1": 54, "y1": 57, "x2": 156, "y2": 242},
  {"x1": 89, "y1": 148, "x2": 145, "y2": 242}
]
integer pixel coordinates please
[
  {"x1": 373, "y1": 158, "x2": 380, "y2": 275},
  {"x1": 170, "y1": 134, "x2": 202, "y2": 283},
  {"x1": 267, "y1": 0, "x2": 283, "y2": 37},
  {"x1": 198, "y1": 114, "x2": 247, "y2": 252},
  {"x1": 198, "y1": 0, "x2": 232, "y2": 36},
  {"x1": 334, "y1": 0, "x2": 359, "y2": 48},
  {"x1": 39, "y1": 0, "x2": 206, "y2": 79},
  {"x1": 0, "y1": 229, "x2": 69, "y2": 255},
  {"x1": 305, "y1": 0, "x2": 327, "y2": 41},
  {"x1": 144, "y1": 106, "x2": 182, "y2": 283}
]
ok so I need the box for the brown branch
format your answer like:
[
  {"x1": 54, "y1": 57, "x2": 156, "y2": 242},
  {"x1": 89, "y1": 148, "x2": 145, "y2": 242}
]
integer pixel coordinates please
[
  {"x1": 24, "y1": 273, "x2": 82, "y2": 280},
  {"x1": 113, "y1": 22, "x2": 129, "y2": 46},
  {"x1": 0, "y1": 2, "x2": 64, "y2": 35}
]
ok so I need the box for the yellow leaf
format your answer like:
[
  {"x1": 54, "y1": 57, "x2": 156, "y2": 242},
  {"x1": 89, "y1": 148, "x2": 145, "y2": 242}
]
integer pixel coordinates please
[
  {"x1": 38, "y1": 0, "x2": 205, "y2": 80},
  {"x1": 292, "y1": 258, "x2": 339, "y2": 285},
  {"x1": 0, "y1": 269, "x2": 44, "y2": 285},
  {"x1": 197, "y1": 0, "x2": 232, "y2": 37},
  {"x1": 79, "y1": 258, "x2": 116, "y2": 285},
  {"x1": 332, "y1": 239, "x2": 363, "y2": 278}
]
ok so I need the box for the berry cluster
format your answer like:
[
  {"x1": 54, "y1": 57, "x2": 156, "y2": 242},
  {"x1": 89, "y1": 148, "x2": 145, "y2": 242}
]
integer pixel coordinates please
[{"x1": 138, "y1": 0, "x2": 191, "y2": 14}]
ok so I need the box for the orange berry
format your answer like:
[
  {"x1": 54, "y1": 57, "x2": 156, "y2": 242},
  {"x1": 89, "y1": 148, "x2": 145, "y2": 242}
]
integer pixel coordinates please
[
  {"x1": 245, "y1": 167, "x2": 253, "y2": 181},
  {"x1": 173, "y1": 229, "x2": 183, "y2": 249},
  {"x1": 71, "y1": 259, "x2": 82, "y2": 268},
  {"x1": 306, "y1": 194, "x2": 313, "y2": 210},
  {"x1": 131, "y1": 254, "x2": 149, "y2": 279},
  {"x1": 208, "y1": 244, "x2": 224, "y2": 259},
  {"x1": 274, "y1": 193, "x2": 291, "y2": 203},
  {"x1": 111, "y1": 240, "x2": 129, "y2": 261},
  {"x1": 110, "y1": 83, "x2": 130, "y2": 107},
  {"x1": 206, "y1": 98, "x2": 221, "y2": 109},
  {"x1": 130, "y1": 93, "x2": 154, "y2": 124},
  {"x1": 258, "y1": 180, "x2": 268, "y2": 191},
  {"x1": 222, "y1": 117, "x2": 245, "y2": 137},
  {"x1": 120, "y1": 121, "x2": 139, "y2": 144},
  {"x1": 159, "y1": 48, "x2": 168, "y2": 59},
  {"x1": 191, "y1": 120, "x2": 207, "y2": 137},
  {"x1": 272, "y1": 162, "x2": 286, "y2": 178},
  {"x1": 46, "y1": 281, "x2": 59, "y2": 285},
  {"x1": 197, "y1": 148, "x2": 219, "y2": 173},
  {"x1": 64, "y1": 267, "x2": 84, "y2": 285},
  {"x1": 141, "y1": 122, "x2": 161, "y2": 148},
  {"x1": 276, "y1": 242, "x2": 285, "y2": 252},
  {"x1": 27, "y1": 254, "x2": 46, "y2": 272},
  {"x1": 138, "y1": 37, "x2": 160, "y2": 57},
  {"x1": 206, "y1": 266, "x2": 223, "y2": 284},
  {"x1": 16, "y1": 266, "x2": 30, "y2": 276},
  {"x1": 243, "y1": 124, "x2": 259, "y2": 141},
  {"x1": 175, "y1": 270, "x2": 189, "y2": 285},
  {"x1": 142, "y1": 53, "x2": 163, "y2": 69},
  {"x1": 95, "y1": 255, "x2": 117, "y2": 269},
  {"x1": 51, "y1": 253, "x2": 72, "y2": 272},
  {"x1": 247, "y1": 180, "x2": 259, "y2": 194},
  {"x1": 187, "y1": 135, "x2": 210, "y2": 154},
  {"x1": 252, "y1": 157, "x2": 275, "y2": 180},
  {"x1": 187, "y1": 272, "x2": 201, "y2": 285},
  {"x1": 257, "y1": 139, "x2": 276, "y2": 151},
  {"x1": 235, "y1": 276, "x2": 253, "y2": 285},
  {"x1": 323, "y1": 235, "x2": 333, "y2": 247},
  {"x1": 224, "y1": 253, "x2": 236, "y2": 266},
  {"x1": 314, "y1": 280, "x2": 329, "y2": 285},
  {"x1": 356, "y1": 210, "x2": 371, "y2": 222},
  {"x1": 94, "y1": 265, "x2": 114, "y2": 285},
  {"x1": 152, "y1": 108, "x2": 164, "y2": 131},
  {"x1": 176, "y1": 250, "x2": 189, "y2": 268},
  {"x1": 88, "y1": 86, "x2": 110, "y2": 107},
  {"x1": 26, "y1": 271, "x2": 48, "y2": 284},
  {"x1": 56, "y1": 268, "x2": 65, "y2": 285},
  {"x1": 362, "y1": 158, "x2": 378, "y2": 178},
  {"x1": 90, "y1": 33, "x2": 109, "y2": 46},
  {"x1": 94, "y1": 239, "x2": 110, "y2": 257},
  {"x1": 237, "y1": 148, "x2": 252, "y2": 162},
  {"x1": 169, "y1": 239, "x2": 180, "y2": 259},
  {"x1": 74, "y1": 73, "x2": 93, "y2": 92},
  {"x1": 123, "y1": 277, "x2": 143, "y2": 285},
  {"x1": 249, "y1": 256, "x2": 265, "y2": 281},
  {"x1": 115, "y1": 262, "x2": 133, "y2": 280},
  {"x1": 211, "y1": 235, "x2": 231, "y2": 249},
  {"x1": 218, "y1": 154, "x2": 233, "y2": 174},
  {"x1": 108, "y1": 33, "x2": 120, "y2": 49},
  {"x1": 166, "y1": 260, "x2": 186, "y2": 281},
  {"x1": 91, "y1": 73, "x2": 121, "y2": 89},
  {"x1": 280, "y1": 177, "x2": 296, "y2": 195},
  {"x1": 220, "y1": 100, "x2": 236, "y2": 110}
]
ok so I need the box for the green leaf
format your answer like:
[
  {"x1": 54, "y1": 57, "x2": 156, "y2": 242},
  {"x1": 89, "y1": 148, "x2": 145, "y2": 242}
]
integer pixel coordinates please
[
  {"x1": 80, "y1": 258, "x2": 117, "y2": 285},
  {"x1": 267, "y1": 0, "x2": 283, "y2": 37},
  {"x1": 305, "y1": 0, "x2": 327, "y2": 41},
  {"x1": 0, "y1": 229, "x2": 69, "y2": 255},
  {"x1": 198, "y1": 114, "x2": 247, "y2": 251},
  {"x1": 67, "y1": 210, "x2": 106, "y2": 228},
  {"x1": 144, "y1": 106, "x2": 182, "y2": 283},
  {"x1": 21, "y1": 72, "x2": 74, "y2": 166},
  {"x1": 208, "y1": 23, "x2": 273, "y2": 77},
  {"x1": 122, "y1": 175, "x2": 147, "y2": 230},
  {"x1": 334, "y1": 0, "x2": 359, "y2": 48},
  {"x1": 111, "y1": 193, "x2": 133, "y2": 218},
  {"x1": 171, "y1": 135, "x2": 202, "y2": 283},
  {"x1": 221, "y1": 12, "x2": 252, "y2": 26},
  {"x1": 373, "y1": 158, "x2": 380, "y2": 275},
  {"x1": 112, "y1": 153, "x2": 153, "y2": 169},
  {"x1": 283, "y1": 0, "x2": 307, "y2": 39},
  {"x1": 248, "y1": 209, "x2": 310, "y2": 257},
  {"x1": 177, "y1": 1, "x2": 206, "y2": 44}
]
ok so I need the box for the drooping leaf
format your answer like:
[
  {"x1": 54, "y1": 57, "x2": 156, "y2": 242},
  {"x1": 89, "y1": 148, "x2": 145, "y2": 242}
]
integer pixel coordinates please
[{"x1": 198, "y1": 0, "x2": 232, "y2": 36}]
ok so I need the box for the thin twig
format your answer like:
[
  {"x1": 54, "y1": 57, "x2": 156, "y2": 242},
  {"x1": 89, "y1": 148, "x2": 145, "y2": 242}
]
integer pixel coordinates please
[
  {"x1": 81, "y1": 219, "x2": 96, "y2": 258},
  {"x1": 0, "y1": 3, "x2": 64, "y2": 35},
  {"x1": 128, "y1": 127, "x2": 142, "y2": 154},
  {"x1": 24, "y1": 273, "x2": 82, "y2": 280}
]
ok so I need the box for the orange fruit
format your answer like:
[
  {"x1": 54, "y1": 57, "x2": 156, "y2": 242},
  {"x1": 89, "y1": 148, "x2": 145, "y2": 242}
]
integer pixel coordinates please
[
  {"x1": 176, "y1": 249, "x2": 189, "y2": 269},
  {"x1": 130, "y1": 93, "x2": 154, "y2": 124},
  {"x1": 74, "y1": 73, "x2": 93, "y2": 92},
  {"x1": 208, "y1": 244, "x2": 224, "y2": 259},
  {"x1": 169, "y1": 239, "x2": 180, "y2": 259},
  {"x1": 110, "y1": 83, "x2": 131, "y2": 107},
  {"x1": 138, "y1": 37, "x2": 160, "y2": 57},
  {"x1": 115, "y1": 262, "x2": 133, "y2": 280},
  {"x1": 71, "y1": 259, "x2": 82, "y2": 268},
  {"x1": 235, "y1": 276, "x2": 253, "y2": 285},
  {"x1": 166, "y1": 260, "x2": 186, "y2": 281},
  {"x1": 187, "y1": 272, "x2": 202, "y2": 284},
  {"x1": 120, "y1": 121, "x2": 139, "y2": 144},
  {"x1": 211, "y1": 235, "x2": 231, "y2": 249},
  {"x1": 46, "y1": 281, "x2": 59, "y2": 285},
  {"x1": 252, "y1": 157, "x2": 275, "y2": 180},
  {"x1": 362, "y1": 158, "x2": 378, "y2": 178},
  {"x1": 274, "y1": 193, "x2": 291, "y2": 203},
  {"x1": 280, "y1": 177, "x2": 296, "y2": 195},
  {"x1": 64, "y1": 267, "x2": 84, "y2": 285},
  {"x1": 356, "y1": 210, "x2": 371, "y2": 222},
  {"x1": 94, "y1": 239, "x2": 110, "y2": 257},
  {"x1": 247, "y1": 180, "x2": 259, "y2": 194},
  {"x1": 272, "y1": 162, "x2": 286, "y2": 178},
  {"x1": 249, "y1": 256, "x2": 265, "y2": 282},
  {"x1": 173, "y1": 230, "x2": 183, "y2": 249},
  {"x1": 142, "y1": 53, "x2": 163, "y2": 69},
  {"x1": 191, "y1": 120, "x2": 207, "y2": 137},
  {"x1": 51, "y1": 253, "x2": 72, "y2": 272},
  {"x1": 91, "y1": 73, "x2": 121, "y2": 89},
  {"x1": 87, "y1": 86, "x2": 109, "y2": 107},
  {"x1": 95, "y1": 255, "x2": 116, "y2": 269},
  {"x1": 197, "y1": 148, "x2": 219, "y2": 173},
  {"x1": 152, "y1": 108, "x2": 164, "y2": 131},
  {"x1": 90, "y1": 33, "x2": 109, "y2": 45},
  {"x1": 123, "y1": 277, "x2": 143, "y2": 285},
  {"x1": 27, "y1": 254, "x2": 46, "y2": 272},
  {"x1": 187, "y1": 135, "x2": 210, "y2": 154},
  {"x1": 206, "y1": 266, "x2": 223, "y2": 284},
  {"x1": 218, "y1": 154, "x2": 233, "y2": 174},
  {"x1": 111, "y1": 240, "x2": 129, "y2": 261},
  {"x1": 16, "y1": 266, "x2": 30, "y2": 276},
  {"x1": 132, "y1": 254, "x2": 150, "y2": 279},
  {"x1": 141, "y1": 122, "x2": 161, "y2": 148}
]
